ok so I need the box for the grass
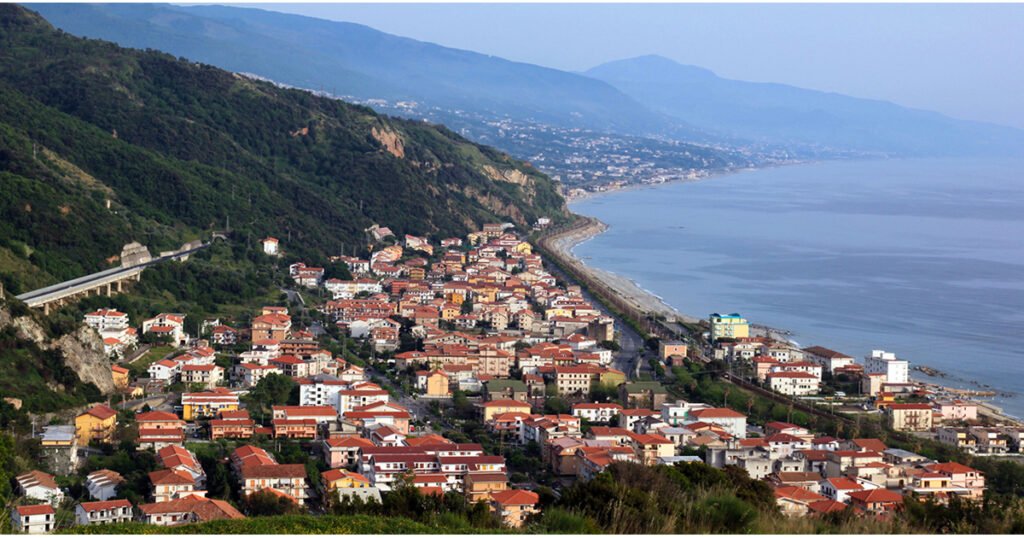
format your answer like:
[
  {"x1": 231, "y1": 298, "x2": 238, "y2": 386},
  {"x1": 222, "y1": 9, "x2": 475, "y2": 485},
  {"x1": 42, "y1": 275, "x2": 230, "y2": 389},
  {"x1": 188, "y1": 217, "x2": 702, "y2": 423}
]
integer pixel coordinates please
[
  {"x1": 126, "y1": 345, "x2": 178, "y2": 378},
  {"x1": 59, "y1": 514, "x2": 513, "y2": 534}
]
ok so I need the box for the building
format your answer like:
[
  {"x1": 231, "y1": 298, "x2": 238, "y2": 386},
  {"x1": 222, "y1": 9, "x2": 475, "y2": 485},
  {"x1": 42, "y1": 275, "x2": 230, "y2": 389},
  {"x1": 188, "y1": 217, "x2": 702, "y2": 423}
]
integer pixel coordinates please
[
  {"x1": 149, "y1": 469, "x2": 198, "y2": 502},
  {"x1": 38, "y1": 425, "x2": 78, "y2": 475},
  {"x1": 74, "y1": 499, "x2": 133, "y2": 527},
  {"x1": 848, "y1": 488, "x2": 904, "y2": 514},
  {"x1": 417, "y1": 370, "x2": 451, "y2": 398},
  {"x1": 180, "y1": 364, "x2": 224, "y2": 389},
  {"x1": 321, "y1": 469, "x2": 381, "y2": 504},
  {"x1": 16, "y1": 471, "x2": 63, "y2": 505},
  {"x1": 181, "y1": 389, "x2": 239, "y2": 420},
  {"x1": 11, "y1": 504, "x2": 55, "y2": 534},
  {"x1": 887, "y1": 403, "x2": 934, "y2": 432},
  {"x1": 75, "y1": 404, "x2": 118, "y2": 446},
  {"x1": 865, "y1": 349, "x2": 909, "y2": 384},
  {"x1": 572, "y1": 402, "x2": 623, "y2": 423},
  {"x1": 802, "y1": 346, "x2": 855, "y2": 372},
  {"x1": 251, "y1": 313, "x2": 291, "y2": 342},
  {"x1": 934, "y1": 400, "x2": 979, "y2": 423},
  {"x1": 688, "y1": 408, "x2": 747, "y2": 439},
  {"x1": 262, "y1": 237, "x2": 280, "y2": 256},
  {"x1": 239, "y1": 464, "x2": 309, "y2": 504},
  {"x1": 482, "y1": 400, "x2": 532, "y2": 422},
  {"x1": 766, "y1": 371, "x2": 820, "y2": 396},
  {"x1": 489, "y1": 489, "x2": 540, "y2": 528},
  {"x1": 86, "y1": 470, "x2": 125, "y2": 501},
  {"x1": 619, "y1": 382, "x2": 669, "y2": 409},
  {"x1": 211, "y1": 410, "x2": 256, "y2": 440},
  {"x1": 709, "y1": 313, "x2": 749, "y2": 342},
  {"x1": 659, "y1": 341, "x2": 688, "y2": 361},
  {"x1": 137, "y1": 495, "x2": 244, "y2": 526}
]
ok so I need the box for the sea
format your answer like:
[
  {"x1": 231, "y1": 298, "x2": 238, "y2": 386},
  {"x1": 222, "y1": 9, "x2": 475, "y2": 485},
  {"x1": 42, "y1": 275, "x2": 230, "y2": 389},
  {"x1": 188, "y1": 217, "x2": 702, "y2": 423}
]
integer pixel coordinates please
[{"x1": 569, "y1": 158, "x2": 1024, "y2": 418}]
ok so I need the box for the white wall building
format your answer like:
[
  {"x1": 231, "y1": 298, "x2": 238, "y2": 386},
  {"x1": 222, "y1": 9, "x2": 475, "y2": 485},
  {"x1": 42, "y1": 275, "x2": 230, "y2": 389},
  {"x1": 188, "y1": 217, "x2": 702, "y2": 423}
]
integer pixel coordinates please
[{"x1": 865, "y1": 349, "x2": 909, "y2": 384}]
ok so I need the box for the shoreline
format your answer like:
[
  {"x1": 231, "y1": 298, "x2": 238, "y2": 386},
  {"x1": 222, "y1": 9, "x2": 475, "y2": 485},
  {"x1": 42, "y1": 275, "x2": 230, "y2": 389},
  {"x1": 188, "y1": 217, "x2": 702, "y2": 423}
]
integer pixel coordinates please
[{"x1": 549, "y1": 166, "x2": 1024, "y2": 427}]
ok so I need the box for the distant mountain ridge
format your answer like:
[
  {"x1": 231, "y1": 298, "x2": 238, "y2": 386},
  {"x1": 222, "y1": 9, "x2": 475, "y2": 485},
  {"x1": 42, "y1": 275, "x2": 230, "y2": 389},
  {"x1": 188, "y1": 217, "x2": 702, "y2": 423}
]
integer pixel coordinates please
[
  {"x1": 27, "y1": 4, "x2": 1024, "y2": 160},
  {"x1": 29, "y1": 3, "x2": 702, "y2": 141},
  {"x1": 585, "y1": 55, "x2": 1024, "y2": 156}
]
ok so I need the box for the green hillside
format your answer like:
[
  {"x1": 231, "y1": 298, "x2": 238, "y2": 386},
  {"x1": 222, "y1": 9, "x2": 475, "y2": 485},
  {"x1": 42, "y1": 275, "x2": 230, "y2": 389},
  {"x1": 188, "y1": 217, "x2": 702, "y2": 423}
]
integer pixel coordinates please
[{"x1": 0, "y1": 4, "x2": 566, "y2": 295}]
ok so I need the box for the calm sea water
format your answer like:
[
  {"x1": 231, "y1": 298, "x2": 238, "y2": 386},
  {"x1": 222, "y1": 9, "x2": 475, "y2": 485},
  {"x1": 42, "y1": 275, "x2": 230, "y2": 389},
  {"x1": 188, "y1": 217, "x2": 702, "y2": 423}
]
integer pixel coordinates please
[{"x1": 570, "y1": 158, "x2": 1024, "y2": 417}]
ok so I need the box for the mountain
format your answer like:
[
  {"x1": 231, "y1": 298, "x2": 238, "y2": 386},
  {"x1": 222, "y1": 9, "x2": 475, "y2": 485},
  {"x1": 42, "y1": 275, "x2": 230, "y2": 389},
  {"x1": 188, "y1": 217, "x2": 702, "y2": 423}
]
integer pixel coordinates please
[
  {"x1": 28, "y1": 3, "x2": 698, "y2": 140},
  {"x1": 586, "y1": 55, "x2": 1024, "y2": 156},
  {"x1": 0, "y1": 5, "x2": 565, "y2": 294}
]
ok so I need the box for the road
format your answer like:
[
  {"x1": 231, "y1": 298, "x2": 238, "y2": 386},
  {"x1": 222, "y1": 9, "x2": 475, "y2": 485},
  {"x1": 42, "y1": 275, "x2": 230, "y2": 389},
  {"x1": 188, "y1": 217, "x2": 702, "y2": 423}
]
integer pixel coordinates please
[{"x1": 541, "y1": 254, "x2": 648, "y2": 379}]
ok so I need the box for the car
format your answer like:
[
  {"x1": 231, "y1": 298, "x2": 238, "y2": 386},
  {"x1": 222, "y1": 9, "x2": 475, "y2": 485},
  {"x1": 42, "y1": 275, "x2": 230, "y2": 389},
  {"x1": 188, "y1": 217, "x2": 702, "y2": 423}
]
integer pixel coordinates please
[{"x1": 834, "y1": 391, "x2": 846, "y2": 398}]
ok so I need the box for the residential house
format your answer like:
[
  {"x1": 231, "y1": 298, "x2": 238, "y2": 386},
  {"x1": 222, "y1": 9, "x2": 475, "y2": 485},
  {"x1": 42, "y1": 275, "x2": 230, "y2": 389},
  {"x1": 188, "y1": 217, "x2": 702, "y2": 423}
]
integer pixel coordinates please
[
  {"x1": 10, "y1": 505, "x2": 55, "y2": 534},
  {"x1": 15, "y1": 471, "x2": 63, "y2": 505},
  {"x1": 74, "y1": 499, "x2": 133, "y2": 527},
  {"x1": 489, "y1": 489, "x2": 539, "y2": 528},
  {"x1": 86, "y1": 470, "x2": 125, "y2": 501},
  {"x1": 75, "y1": 404, "x2": 118, "y2": 446}
]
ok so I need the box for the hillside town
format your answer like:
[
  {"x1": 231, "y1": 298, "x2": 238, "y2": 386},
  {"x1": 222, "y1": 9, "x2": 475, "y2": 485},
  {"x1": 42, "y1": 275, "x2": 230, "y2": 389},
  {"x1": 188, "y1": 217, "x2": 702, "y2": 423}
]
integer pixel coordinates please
[{"x1": 6, "y1": 221, "x2": 1020, "y2": 533}]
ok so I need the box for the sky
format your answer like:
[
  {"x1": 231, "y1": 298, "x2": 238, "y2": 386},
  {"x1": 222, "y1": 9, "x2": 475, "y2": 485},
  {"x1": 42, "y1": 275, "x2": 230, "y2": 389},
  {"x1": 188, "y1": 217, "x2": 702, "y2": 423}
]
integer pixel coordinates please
[{"x1": 247, "y1": 3, "x2": 1024, "y2": 130}]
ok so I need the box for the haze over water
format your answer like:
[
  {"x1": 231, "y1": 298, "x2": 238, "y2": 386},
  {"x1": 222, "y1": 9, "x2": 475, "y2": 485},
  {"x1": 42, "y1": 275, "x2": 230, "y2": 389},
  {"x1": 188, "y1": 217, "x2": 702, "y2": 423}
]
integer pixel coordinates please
[{"x1": 570, "y1": 158, "x2": 1024, "y2": 417}]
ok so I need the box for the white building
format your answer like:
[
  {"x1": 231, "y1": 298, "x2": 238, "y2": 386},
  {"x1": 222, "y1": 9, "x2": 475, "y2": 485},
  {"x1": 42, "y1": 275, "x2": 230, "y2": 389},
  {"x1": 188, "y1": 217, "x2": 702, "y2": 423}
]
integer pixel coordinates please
[
  {"x1": 687, "y1": 408, "x2": 747, "y2": 438},
  {"x1": 84, "y1": 309, "x2": 130, "y2": 333},
  {"x1": 571, "y1": 402, "x2": 623, "y2": 423},
  {"x1": 865, "y1": 349, "x2": 909, "y2": 384},
  {"x1": 15, "y1": 471, "x2": 63, "y2": 505},
  {"x1": 74, "y1": 499, "x2": 133, "y2": 527},
  {"x1": 766, "y1": 371, "x2": 821, "y2": 396},
  {"x1": 11, "y1": 505, "x2": 55, "y2": 534},
  {"x1": 86, "y1": 470, "x2": 124, "y2": 501},
  {"x1": 262, "y1": 237, "x2": 280, "y2": 256}
]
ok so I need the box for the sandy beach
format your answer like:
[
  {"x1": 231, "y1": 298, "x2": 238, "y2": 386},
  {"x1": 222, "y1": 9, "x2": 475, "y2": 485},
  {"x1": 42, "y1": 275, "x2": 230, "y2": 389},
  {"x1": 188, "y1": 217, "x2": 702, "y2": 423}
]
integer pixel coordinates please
[{"x1": 542, "y1": 216, "x2": 702, "y2": 326}]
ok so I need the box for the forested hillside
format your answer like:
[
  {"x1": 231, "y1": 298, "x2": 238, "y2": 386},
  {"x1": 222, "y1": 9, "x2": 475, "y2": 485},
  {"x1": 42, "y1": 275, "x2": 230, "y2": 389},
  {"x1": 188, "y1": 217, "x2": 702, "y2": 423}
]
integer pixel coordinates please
[{"x1": 0, "y1": 4, "x2": 566, "y2": 294}]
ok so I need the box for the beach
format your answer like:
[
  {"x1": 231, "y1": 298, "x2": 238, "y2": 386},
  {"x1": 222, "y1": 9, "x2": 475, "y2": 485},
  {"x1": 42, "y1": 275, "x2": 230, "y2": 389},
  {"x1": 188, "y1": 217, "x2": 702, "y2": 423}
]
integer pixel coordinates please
[{"x1": 542, "y1": 216, "x2": 701, "y2": 326}]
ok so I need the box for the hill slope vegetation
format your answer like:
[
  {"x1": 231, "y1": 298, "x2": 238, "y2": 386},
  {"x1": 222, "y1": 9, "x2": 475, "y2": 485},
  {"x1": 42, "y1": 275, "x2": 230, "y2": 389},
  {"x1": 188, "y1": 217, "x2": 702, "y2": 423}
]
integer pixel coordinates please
[{"x1": 0, "y1": 4, "x2": 565, "y2": 294}]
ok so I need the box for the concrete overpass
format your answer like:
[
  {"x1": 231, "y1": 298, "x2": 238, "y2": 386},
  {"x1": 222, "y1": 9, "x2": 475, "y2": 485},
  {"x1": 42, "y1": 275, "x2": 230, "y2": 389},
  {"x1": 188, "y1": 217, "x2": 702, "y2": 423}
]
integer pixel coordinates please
[{"x1": 16, "y1": 241, "x2": 210, "y2": 314}]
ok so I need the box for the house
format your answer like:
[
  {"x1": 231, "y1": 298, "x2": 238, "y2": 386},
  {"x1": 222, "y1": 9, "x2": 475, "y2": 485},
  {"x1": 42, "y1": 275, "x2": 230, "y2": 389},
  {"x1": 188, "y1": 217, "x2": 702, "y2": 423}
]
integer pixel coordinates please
[
  {"x1": 148, "y1": 359, "x2": 180, "y2": 381},
  {"x1": 773, "y1": 486, "x2": 829, "y2": 517},
  {"x1": 157, "y1": 445, "x2": 206, "y2": 489},
  {"x1": 485, "y1": 379, "x2": 529, "y2": 402},
  {"x1": 658, "y1": 341, "x2": 688, "y2": 361},
  {"x1": 489, "y1": 489, "x2": 539, "y2": 528},
  {"x1": 619, "y1": 382, "x2": 669, "y2": 409},
  {"x1": 887, "y1": 403, "x2": 934, "y2": 432},
  {"x1": 322, "y1": 436, "x2": 375, "y2": 469},
  {"x1": 86, "y1": 470, "x2": 125, "y2": 501},
  {"x1": 934, "y1": 400, "x2": 979, "y2": 423},
  {"x1": 766, "y1": 371, "x2": 820, "y2": 396},
  {"x1": 262, "y1": 237, "x2": 280, "y2": 256},
  {"x1": 210, "y1": 325, "x2": 238, "y2": 346},
  {"x1": 416, "y1": 370, "x2": 451, "y2": 398},
  {"x1": 272, "y1": 418, "x2": 318, "y2": 439},
  {"x1": 138, "y1": 495, "x2": 244, "y2": 526},
  {"x1": 321, "y1": 469, "x2": 381, "y2": 504},
  {"x1": 137, "y1": 411, "x2": 186, "y2": 450},
  {"x1": 927, "y1": 462, "x2": 986, "y2": 498},
  {"x1": 709, "y1": 313, "x2": 749, "y2": 342},
  {"x1": 819, "y1": 477, "x2": 864, "y2": 503},
  {"x1": 463, "y1": 472, "x2": 509, "y2": 502},
  {"x1": 239, "y1": 464, "x2": 309, "y2": 504},
  {"x1": 142, "y1": 313, "x2": 187, "y2": 345},
  {"x1": 181, "y1": 388, "x2": 239, "y2": 420},
  {"x1": 74, "y1": 499, "x2": 133, "y2": 526},
  {"x1": 10, "y1": 505, "x2": 55, "y2": 534},
  {"x1": 16, "y1": 471, "x2": 63, "y2": 505},
  {"x1": 688, "y1": 408, "x2": 747, "y2": 439},
  {"x1": 572, "y1": 402, "x2": 623, "y2": 423},
  {"x1": 111, "y1": 365, "x2": 130, "y2": 389},
  {"x1": 482, "y1": 400, "x2": 532, "y2": 422},
  {"x1": 801, "y1": 346, "x2": 855, "y2": 372},
  {"x1": 210, "y1": 410, "x2": 256, "y2": 440},
  {"x1": 629, "y1": 433, "x2": 675, "y2": 465},
  {"x1": 251, "y1": 313, "x2": 292, "y2": 342},
  {"x1": 848, "y1": 488, "x2": 904, "y2": 514},
  {"x1": 149, "y1": 469, "x2": 197, "y2": 502},
  {"x1": 38, "y1": 425, "x2": 78, "y2": 476},
  {"x1": 75, "y1": 404, "x2": 118, "y2": 446},
  {"x1": 180, "y1": 364, "x2": 224, "y2": 389}
]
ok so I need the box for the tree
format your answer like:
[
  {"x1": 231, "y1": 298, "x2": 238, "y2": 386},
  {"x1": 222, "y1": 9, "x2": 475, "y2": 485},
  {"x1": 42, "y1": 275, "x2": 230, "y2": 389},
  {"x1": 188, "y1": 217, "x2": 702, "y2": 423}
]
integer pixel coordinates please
[
  {"x1": 242, "y1": 373, "x2": 296, "y2": 420},
  {"x1": 241, "y1": 489, "x2": 304, "y2": 516}
]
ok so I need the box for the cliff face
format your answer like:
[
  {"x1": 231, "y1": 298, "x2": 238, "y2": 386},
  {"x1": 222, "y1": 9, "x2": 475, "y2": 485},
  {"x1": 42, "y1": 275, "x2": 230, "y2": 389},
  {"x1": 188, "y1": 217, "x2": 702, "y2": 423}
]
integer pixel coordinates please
[{"x1": 0, "y1": 305, "x2": 115, "y2": 396}]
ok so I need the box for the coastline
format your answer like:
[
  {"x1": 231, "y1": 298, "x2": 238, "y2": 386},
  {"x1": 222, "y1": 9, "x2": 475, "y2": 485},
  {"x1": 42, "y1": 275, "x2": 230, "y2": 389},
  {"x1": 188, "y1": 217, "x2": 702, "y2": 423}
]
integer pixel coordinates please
[{"x1": 550, "y1": 165, "x2": 1024, "y2": 427}]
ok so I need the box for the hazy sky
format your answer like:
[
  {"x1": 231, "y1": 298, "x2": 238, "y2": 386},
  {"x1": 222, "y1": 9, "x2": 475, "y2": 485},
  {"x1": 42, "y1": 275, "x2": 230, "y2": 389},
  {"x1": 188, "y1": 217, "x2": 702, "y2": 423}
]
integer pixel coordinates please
[{"x1": 249, "y1": 3, "x2": 1024, "y2": 130}]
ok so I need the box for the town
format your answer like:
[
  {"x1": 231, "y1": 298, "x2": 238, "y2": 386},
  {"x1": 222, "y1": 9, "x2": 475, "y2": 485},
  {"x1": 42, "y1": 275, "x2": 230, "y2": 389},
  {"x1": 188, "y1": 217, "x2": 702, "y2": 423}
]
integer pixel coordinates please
[{"x1": 5, "y1": 220, "x2": 1019, "y2": 533}]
